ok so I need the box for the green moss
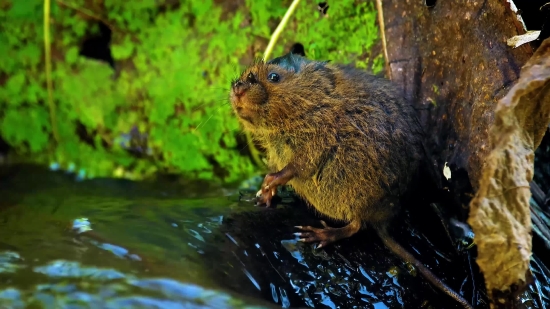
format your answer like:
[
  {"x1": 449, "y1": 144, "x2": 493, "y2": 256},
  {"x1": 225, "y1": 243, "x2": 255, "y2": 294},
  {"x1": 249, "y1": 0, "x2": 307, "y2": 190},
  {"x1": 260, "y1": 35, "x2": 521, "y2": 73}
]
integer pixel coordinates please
[
  {"x1": 0, "y1": 0, "x2": 382, "y2": 184},
  {"x1": 266, "y1": 0, "x2": 383, "y2": 71}
]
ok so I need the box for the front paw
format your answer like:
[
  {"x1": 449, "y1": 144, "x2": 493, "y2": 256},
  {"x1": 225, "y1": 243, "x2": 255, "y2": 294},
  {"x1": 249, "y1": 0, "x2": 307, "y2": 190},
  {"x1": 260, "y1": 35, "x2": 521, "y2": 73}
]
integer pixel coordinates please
[
  {"x1": 255, "y1": 172, "x2": 281, "y2": 207},
  {"x1": 255, "y1": 185, "x2": 277, "y2": 208},
  {"x1": 256, "y1": 169, "x2": 294, "y2": 208}
]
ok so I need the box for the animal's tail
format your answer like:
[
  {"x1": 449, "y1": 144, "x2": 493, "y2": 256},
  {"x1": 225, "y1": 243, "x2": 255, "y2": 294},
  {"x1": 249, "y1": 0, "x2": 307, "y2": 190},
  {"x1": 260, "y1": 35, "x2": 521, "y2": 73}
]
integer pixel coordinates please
[{"x1": 375, "y1": 226, "x2": 474, "y2": 309}]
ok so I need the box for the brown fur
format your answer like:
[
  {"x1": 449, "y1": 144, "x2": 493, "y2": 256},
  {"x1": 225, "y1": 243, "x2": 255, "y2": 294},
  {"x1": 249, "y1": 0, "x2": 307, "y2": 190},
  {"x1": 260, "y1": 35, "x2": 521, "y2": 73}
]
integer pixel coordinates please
[
  {"x1": 231, "y1": 53, "x2": 421, "y2": 224},
  {"x1": 229, "y1": 52, "x2": 473, "y2": 309}
]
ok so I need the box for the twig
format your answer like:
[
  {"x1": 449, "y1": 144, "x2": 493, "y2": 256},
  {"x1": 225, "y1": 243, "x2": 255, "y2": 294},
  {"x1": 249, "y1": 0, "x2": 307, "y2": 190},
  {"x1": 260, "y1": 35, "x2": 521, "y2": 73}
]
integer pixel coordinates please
[
  {"x1": 44, "y1": 0, "x2": 60, "y2": 146},
  {"x1": 375, "y1": 0, "x2": 392, "y2": 80},
  {"x1": 56, "y1": 0, "x2": 140, "y2": 44},
  {"x1": 56, "y1": 0, "x2": 117, "y2": 32},
  {"x1": 262, "y1": 0, "x2": 302, "y2": 62}
]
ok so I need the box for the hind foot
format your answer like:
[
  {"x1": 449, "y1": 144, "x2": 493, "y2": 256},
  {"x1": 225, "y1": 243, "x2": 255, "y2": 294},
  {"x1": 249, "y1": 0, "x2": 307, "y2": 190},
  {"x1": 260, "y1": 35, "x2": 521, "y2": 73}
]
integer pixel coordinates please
[{"x1": 295, "y1": 219, "x2": 361, "y2": 249}]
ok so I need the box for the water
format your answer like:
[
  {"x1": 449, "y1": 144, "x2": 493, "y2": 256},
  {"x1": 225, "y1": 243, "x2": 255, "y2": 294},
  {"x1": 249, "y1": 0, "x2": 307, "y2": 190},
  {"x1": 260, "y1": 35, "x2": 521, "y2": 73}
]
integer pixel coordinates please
[{"x1": 0, "y1": 165, "x2": 548, "y2": 309}]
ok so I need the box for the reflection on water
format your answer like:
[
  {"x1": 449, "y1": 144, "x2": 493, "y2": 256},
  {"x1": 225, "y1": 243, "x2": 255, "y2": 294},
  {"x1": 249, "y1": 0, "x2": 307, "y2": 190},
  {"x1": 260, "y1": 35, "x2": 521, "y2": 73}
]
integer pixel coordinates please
[
  {"x1": 0, "y1": 252, "x2": 267, "y2": 308},
  {"x1": 0, "y1": 165, "x2": 549, "y2": 309},
  {"x1": 0, "y1": 165, "x2": 276, "y2": 309}
]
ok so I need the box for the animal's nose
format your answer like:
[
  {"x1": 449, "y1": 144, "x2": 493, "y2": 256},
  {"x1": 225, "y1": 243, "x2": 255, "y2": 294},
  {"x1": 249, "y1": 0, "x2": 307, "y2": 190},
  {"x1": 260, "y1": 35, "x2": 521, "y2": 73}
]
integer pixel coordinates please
[{"x1": 232, "y1": 80, "x2": 247, "y2": 97}]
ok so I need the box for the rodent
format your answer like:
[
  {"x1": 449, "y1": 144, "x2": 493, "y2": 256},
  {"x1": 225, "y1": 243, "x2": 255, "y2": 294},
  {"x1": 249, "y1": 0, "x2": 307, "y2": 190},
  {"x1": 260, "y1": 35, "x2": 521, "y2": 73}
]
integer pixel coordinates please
[{"x1": 229, "y1": 51, "x2": 474, "y2": 309}]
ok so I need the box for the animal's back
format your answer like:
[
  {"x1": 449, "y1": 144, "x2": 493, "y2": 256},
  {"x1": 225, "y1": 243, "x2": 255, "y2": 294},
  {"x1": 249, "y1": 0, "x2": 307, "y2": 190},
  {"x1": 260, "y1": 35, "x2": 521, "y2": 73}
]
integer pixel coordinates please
[{"x1": 284, "y1": 65, "x2": 424, "y2": 223}]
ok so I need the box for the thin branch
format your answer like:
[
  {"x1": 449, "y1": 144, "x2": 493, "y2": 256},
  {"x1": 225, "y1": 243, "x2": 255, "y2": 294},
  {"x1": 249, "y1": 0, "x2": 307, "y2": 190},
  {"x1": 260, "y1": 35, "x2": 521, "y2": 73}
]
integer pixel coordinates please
[
  {"x1": 44, "y1": 0, "x2": 60, "y2": 146},
  {"x1": 55, "y1": 1, "x2": 139, "y2": 47},
  {"x1": 376, "y1": 0, "x2": 391, "y2": 80},
  {"x1": 262, "y1": 0, "x2": 302, "y2": 62},
  {"x1": 56, "y1": 0, "x2": 116, "y2": 31}
]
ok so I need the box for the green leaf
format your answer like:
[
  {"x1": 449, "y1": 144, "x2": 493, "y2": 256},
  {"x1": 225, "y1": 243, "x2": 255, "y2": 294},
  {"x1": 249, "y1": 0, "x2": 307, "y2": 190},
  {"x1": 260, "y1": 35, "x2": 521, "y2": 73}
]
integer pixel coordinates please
[
  {"x1": 111, "y1": 39, "x2": 135, "y2": 60},
  {"x1": 7, "y1": 1, "x2": 41, "y2": 18},
  {"x1": 0, "y1": 106, "x2": 50, "y2": 153},
  {"x1": 0, "y1": 72, "x2": 27, "y2": 106},
  {"x1": 65, "y1": 46, "x2": 80, "y2": 64},
  {"x1": 0, "y1": 0, "x2": 381, "y2": 183}
]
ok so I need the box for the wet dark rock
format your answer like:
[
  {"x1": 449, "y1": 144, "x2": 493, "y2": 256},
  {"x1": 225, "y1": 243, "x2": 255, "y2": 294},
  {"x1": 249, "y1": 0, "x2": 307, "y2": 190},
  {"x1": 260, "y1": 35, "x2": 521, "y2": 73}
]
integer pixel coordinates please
[{"x1": 209, "y1": 190, "x2": 488, "y2": 309}]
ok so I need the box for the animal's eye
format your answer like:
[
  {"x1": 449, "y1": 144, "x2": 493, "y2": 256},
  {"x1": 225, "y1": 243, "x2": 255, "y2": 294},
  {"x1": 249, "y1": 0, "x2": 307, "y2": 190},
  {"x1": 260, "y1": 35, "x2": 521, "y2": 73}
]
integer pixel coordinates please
[
  {"x1": 267, "y1": 72, "x2": 280, "y2": 83},
  {"x1": 246, "y1": 72, "x2": 256, "y2": 83}
]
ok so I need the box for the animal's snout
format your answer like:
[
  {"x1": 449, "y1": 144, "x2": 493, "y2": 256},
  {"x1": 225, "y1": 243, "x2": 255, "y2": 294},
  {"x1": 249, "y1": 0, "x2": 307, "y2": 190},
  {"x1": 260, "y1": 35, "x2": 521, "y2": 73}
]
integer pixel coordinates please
[{"x1": 232, "y1": 80, "x2": 249, "y2": 97}]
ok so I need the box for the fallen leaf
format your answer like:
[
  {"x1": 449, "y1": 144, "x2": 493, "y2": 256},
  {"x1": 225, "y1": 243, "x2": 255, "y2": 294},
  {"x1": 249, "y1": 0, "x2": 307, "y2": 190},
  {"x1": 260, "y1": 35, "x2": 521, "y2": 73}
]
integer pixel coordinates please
[
  {"x1": 507, "y1": 31, "x2": 542, "y2": 49},
  {"x1": 469, "y1": 37, "x2": 550, "y2": 306}
]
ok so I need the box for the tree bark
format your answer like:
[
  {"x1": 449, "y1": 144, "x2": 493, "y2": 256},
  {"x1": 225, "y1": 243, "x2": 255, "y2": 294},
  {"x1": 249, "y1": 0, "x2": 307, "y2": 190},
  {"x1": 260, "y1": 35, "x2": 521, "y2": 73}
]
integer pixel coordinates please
[{"x1": 381, "y1": 0, "x2": 550, "y2": 307}]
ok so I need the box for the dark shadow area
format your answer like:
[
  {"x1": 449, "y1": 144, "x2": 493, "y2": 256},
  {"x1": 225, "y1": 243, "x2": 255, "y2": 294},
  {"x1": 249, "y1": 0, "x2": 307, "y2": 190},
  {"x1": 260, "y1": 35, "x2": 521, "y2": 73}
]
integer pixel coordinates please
[
  {"x1": 289, "y1": 43, "x2": 306, "y2": 57},
  {"x1": 515, "y1": 0, "x2": 548, "y2": 31},
  {"x1": 516, "y1": 0, "x2": 550, "y2": 45},
  {"x1": 425, "y1": 0, "x2": 437, "y2": 8},
  {"x1": 79, "y1": 21, "x2": 116, "y2": 71},
  {"x1": 0, "y1": 136, "x2": 9, "y2": 156},
  {"x1": 533, "y1": 128, "x2": 550, "y2": 276},
  {"x1": 317, "y1": 2, "x2": 329, "y2": 16},
  {"x1": 534, "y1": 128, "x2": 550, "y2": 194}
]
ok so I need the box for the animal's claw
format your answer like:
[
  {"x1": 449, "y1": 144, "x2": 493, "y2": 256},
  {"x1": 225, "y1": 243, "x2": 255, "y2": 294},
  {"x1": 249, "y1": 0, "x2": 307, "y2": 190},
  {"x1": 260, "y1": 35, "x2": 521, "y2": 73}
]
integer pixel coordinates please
[
  {"x1": 255, "y1": 171, "x2": 288, "y2": 208},
  {"x1": 294, "y1": 220, "x2": 362, "y2": 249},
  {"x1": 255, "y1": 186, "x2": 277, "y2": 207},
  {"x1": 295, "y1": 225, "x2": 338, "y2": 249}
]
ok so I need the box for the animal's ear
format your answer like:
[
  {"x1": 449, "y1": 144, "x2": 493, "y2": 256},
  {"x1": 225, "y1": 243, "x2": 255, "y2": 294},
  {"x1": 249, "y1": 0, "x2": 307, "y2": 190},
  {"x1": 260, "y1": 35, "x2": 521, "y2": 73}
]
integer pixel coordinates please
[{"x1": 268, "y1": 53, "x2": 303, "y2": 73}]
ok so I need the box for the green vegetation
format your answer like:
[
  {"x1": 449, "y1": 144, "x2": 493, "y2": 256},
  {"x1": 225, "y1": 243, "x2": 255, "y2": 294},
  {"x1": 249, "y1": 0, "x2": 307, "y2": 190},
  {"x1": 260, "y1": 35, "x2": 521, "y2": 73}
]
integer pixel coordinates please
[{"x1": 0, "y1": 0, "x2": 383, "y2": 184}]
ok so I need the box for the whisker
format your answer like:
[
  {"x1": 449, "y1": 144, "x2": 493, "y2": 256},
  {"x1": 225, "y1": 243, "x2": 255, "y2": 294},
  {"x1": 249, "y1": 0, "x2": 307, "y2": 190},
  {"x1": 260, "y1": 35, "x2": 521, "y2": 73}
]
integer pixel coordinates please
[
  {"x1": 187, "y1": 96, "x2": 232, "y2": 112},
  {"x1": 239, "y1": 138, "x2": 252, "y2": 152},
  {"x1": 185, "y1": 67, "x2": 244, "y2": 133},
  {"x1": 192, "y1": 100, "x2": 235, "y2": 133},
  {"x1": 193, "y1": 112, "x2": 216, "y2": 132},
  {"x1": 204, "y1": 86, "x2": 230, "y2": 92}
]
